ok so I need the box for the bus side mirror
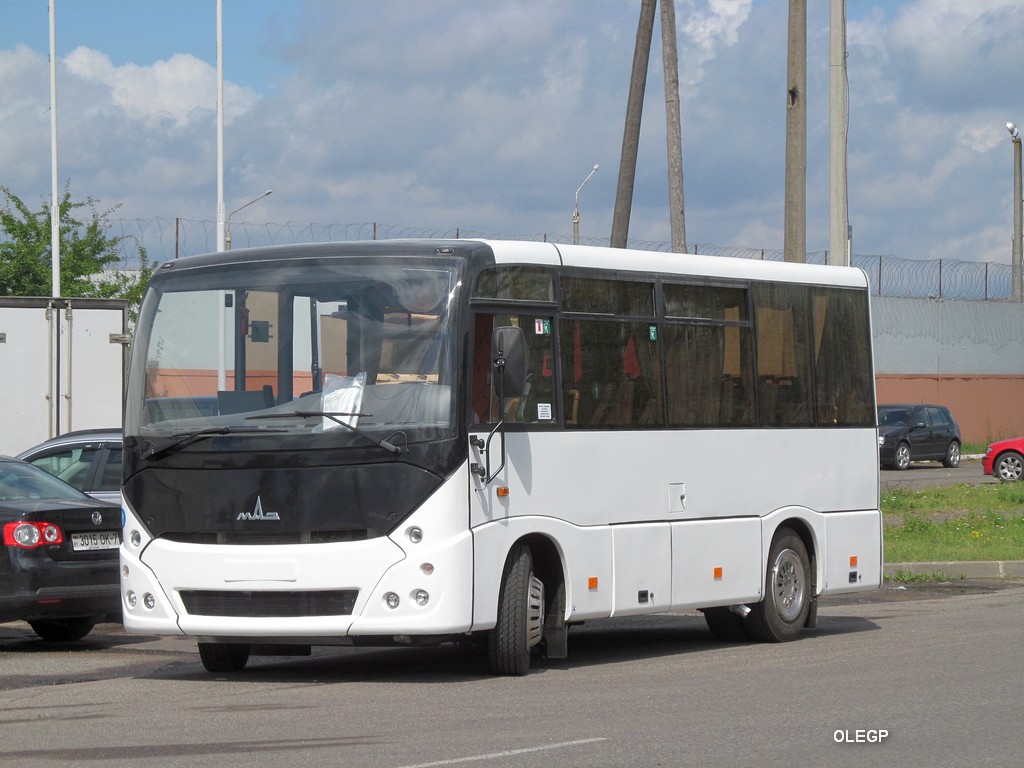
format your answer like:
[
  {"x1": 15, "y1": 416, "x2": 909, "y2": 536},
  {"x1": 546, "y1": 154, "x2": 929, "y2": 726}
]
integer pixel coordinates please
[{"x1": 492, "y1": 326, "x2": 527, "y2": 399}]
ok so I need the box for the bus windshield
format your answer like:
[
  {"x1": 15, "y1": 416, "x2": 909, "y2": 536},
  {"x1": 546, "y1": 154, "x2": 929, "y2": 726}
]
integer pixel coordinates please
[{"x1": 126, "y1": 257, "x2": 461, "y2": 449}]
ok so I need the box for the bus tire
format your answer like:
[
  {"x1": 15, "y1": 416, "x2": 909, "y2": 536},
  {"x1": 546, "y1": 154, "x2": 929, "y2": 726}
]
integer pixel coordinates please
[
  {"x1": 701, "y1": 607, "x2": 749, "y2": 642},
  {"x1": 198, "y1": 642, "x2": 251, "y2": 673},
  {"x1": 747, "y1": 528, "x2": 810, "y2": 643},
  {"x1": 488, "y1": 543, "x2": 544, "y2": 676}
]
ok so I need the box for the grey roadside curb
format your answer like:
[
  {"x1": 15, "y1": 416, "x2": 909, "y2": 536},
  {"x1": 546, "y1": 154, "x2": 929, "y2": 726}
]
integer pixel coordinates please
[{"x1": 884, "y1": 561, "x2": 1024, "y2": 579}]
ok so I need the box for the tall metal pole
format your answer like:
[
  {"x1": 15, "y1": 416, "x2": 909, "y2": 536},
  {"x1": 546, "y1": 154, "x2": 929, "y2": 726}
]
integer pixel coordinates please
[
  {"x1": 611, "y1": 0, "x2": 656, "y2": 249},
  {"x1": 828, "y1": 0, "x2": 849, "y2": 266},
  {"x1": 49, "y1": 0, "x2": 61, "y2": 296},
  {"x1": 216, "y1": 0, "x2": 226, "y2": 252},
  {"x1": 661, "y1": 0, "x2": 686, "y2": 254},
  {"x1": 784, "y1": 0, "x2": 807, "y2": 263},
  {"x1": 1009, "y1": 122, "x2": 1023, "y2": 301}
]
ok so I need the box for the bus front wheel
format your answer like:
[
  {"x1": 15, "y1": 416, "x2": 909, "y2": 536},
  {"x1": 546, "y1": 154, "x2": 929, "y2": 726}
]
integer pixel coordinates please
[
  {"x1": 198, "y1": 642, "x2": 251, "y2": 673},
  {"x1": 747, "y1": 528, "x2": 810, "y2": 643},
  {"x1": 488, "y1": 543, "x2": 544, "y2": 676}
]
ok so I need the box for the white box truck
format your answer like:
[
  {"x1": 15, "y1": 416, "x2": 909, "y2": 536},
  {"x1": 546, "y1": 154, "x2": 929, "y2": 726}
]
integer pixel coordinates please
[{"x1": 0, "y1": 297, "x2": 128, "y2": 456}]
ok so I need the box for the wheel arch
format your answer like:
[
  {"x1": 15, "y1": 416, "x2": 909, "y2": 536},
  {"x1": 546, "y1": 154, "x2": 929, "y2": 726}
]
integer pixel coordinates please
[
  {"x1": 471, "y1": 522, "x2": 570, "y2": 633},
  {"x1": 763, "y1": 512, "x2": 820, "y2": 599}
]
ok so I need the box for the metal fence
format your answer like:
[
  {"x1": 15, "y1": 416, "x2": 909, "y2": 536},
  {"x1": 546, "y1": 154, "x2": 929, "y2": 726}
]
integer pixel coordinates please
[{"x1": 104, "y1": 217, "x2": 1016, "y2": 302}]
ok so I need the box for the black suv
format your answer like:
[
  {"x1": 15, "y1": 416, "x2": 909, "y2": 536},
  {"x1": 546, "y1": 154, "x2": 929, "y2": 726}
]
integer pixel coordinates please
[{"x1": 877, "y1": 404, "x2": 961, "y2": 470}]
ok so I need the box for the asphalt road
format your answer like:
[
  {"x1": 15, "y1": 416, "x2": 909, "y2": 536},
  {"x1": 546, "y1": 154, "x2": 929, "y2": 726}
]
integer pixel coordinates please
[
  {"x1": 879, "y1": 456, "x2": 994, "y2": 491},
  {"x1": 1, "y1": 579, "x2": 1022, "y2": 768}
]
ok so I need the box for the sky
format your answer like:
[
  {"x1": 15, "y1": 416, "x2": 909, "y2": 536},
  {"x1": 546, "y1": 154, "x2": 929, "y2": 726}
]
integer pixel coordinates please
[{"x1": 1, "y1": 0, "x2": 1022, "y2": 265}]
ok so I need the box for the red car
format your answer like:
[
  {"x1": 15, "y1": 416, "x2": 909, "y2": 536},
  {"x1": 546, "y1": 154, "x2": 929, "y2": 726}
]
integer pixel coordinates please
[{"x1": 982, "y1": 438, "x2": 1024, "y2": 482}]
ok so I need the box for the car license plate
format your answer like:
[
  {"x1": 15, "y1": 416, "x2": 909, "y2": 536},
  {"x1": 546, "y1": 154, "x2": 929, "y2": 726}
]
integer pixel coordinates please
[{"x1": 71, "y1": 531, "x2": 121, "y2": 551}]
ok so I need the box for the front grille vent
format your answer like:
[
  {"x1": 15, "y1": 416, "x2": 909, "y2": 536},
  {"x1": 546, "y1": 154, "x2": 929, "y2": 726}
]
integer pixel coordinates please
[
  {"x1": 161, "y1": 529, "x2": 374, "y2": 545},
  {"x1": 179, "y1": 589, "x2": 358, "y2": 618}
]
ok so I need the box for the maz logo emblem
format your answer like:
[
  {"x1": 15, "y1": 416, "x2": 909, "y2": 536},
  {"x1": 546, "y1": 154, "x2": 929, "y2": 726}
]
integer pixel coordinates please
[{"x1": 236, "y1": 496, "x2": 280, "y2": 521}]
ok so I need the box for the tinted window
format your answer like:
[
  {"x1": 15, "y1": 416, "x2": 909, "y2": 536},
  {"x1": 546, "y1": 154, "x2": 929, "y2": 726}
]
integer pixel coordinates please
[
  {"x1": 26, "y1": 446, "x2": 101, "y2": 493},
  {"x1": 662, "y1": 283, "x2": 754, "y2": 427},
  {"x1": 98, "y1": 448, "x2": 123, "y2": 491},
  {"x1": 811, "y1": 287, "x2": 875, "y2": 427},
  {"x1": 561, "y1": 277, "x2": 654, "y2": 316},
  {"x1": 560, "y1": 319, "x2": 662, "y2": 427},
  {"x1": 753, "y1": 283, "x2": 813, "y2": 426},
  {"x1": 664, "y1": 284, "x2": 748, "y2": 321},
  {"x1": 473, "y1": 267, "x2": 555, "y2": 302},
  {"x1": 927, "y1": 407, "x2": 949, "y2": 428},
  {"x1": 471, "y1": 313, "x2": 557, "y2": 425}
]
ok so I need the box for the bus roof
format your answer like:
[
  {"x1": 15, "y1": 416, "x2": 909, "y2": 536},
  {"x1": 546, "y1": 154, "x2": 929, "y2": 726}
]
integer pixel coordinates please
[
  {"x1": 154, "y1": 239, "x2": 868, "y2": 290},
  {"x1": 483, "y1": 240, "x2": 870, "y2": 289}
]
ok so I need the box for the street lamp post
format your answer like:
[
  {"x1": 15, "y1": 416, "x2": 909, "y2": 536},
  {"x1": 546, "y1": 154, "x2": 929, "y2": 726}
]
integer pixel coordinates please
[
  {"x1": 1008, "y1": 123, "x2": 1022, "y2": 302},
  {"x1": 225, "y1": 189, "x2": 273, "y2": 250},
  {"x1": 573, "y1": 165, "x2": 600, "y2": 245}
]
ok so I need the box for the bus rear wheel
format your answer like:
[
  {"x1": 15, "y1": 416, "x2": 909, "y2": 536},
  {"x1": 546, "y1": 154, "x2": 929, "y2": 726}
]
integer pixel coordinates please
[
  {"x1": 488, "y1": 543, "x2": 544, "y2": 676},
  {"x1": 198, "y1": 642, "x2": 251, "y2": 673},
  {"x1": 747, "y1": 528, "x2": 810, "y2": 643}
]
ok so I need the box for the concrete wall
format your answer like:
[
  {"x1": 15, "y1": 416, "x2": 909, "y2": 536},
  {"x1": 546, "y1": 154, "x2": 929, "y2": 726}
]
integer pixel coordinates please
[{"x1": 872, "y1": 296, "x2": 1024, "y2": 444}]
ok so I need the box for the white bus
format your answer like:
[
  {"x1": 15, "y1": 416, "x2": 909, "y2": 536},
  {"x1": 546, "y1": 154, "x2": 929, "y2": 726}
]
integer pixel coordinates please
[{"x1": 119, "y1": 239, "x2": 881, "y2": 674}]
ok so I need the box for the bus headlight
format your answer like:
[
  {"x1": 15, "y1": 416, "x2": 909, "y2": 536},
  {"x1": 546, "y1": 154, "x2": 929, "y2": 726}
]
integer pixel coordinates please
[
  {"x1": 413, "y1": 590, "x2": 430, "y2": 607},
  {"x1": 384, "y1": 592, "x2": 400, "y2": 609}
]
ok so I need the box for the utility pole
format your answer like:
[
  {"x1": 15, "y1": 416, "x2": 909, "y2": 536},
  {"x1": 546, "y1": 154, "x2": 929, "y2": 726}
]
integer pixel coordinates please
[
  {"x1": 611, "y1": 0, "x2": 656, "y2": 249},
  {"x1": 216, "y1": 0, "x2": 226, "y2": 252},
  {"x1": 1009, "y1": 122, "x2": 1023, "y2": 301},
  {"x1": 829, "y1": 0, "x2": 849, "y2": 266},
  {"x1": 49, "y1": 0, "x2": 60, "y2": 296},
  {"x1": 784, "y1": 0, "x2": 807, "y2": 263},
  {"x1": 661, "y1": 0, "x2": 686, "y2": 254}
]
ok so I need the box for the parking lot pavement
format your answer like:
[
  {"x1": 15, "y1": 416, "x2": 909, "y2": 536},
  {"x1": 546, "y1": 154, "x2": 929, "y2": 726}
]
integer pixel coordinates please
[{"x1": 880, "y1": 457, "x2": 994, "y2": 491}]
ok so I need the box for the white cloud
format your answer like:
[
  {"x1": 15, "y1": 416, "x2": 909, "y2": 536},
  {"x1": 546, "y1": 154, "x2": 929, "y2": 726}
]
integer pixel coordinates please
[
  {"x1": 2, "y1": 0, "x2": 1022, "y2": 266},
  {"x1": 64, "y1": 46, "x2": 259, "y2": 129}
]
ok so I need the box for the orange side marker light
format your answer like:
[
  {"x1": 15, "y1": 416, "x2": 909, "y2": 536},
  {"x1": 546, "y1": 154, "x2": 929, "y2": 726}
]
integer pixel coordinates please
[
  {"x1": 588, "y1": 577, "x2": 599, "y2": 590},
  {"x1": 849, "y1": 555, "x2": 858, "y2": 567},
  {"x1": 496, "y1": 487, "x2": 510, "y2": 497},
  {"x1": 713, "y1": 567, "x2": 723, "y2": 580}
]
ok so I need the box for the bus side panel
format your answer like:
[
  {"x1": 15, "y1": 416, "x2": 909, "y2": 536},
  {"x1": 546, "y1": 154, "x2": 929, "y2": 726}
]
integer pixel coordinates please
[
  {"x1": 470, "y1": 516, "x2": 614, "y2": 630},
  {"x1": 471, "y1": 430, "x2": 879, "y2": 530},
  {"x1": 611, "y1": 523, "x2": 672, "y2": 616},
  {"x1": 670, "y1": 517, "x2": 763, "y2": 610},
  {"x1": 821, "y1": 510, "x2": 883, "y2": 594}
]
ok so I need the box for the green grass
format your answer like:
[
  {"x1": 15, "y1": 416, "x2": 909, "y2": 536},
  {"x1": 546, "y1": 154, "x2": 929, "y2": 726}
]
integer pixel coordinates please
[{"x1": 882, "y1": 484, "x2": 1024, "y2": 563}]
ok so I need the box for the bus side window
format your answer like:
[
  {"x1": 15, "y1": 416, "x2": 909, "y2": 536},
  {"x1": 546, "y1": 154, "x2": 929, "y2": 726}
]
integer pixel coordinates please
[{"x1": 470, "y1": 314, "x2": 556, "y2": 426}]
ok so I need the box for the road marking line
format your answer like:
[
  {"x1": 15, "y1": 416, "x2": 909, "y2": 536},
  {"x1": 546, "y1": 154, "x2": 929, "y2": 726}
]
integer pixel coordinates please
[{"x1": 392, "y1": 737, "x2": 608, "y2": 768}]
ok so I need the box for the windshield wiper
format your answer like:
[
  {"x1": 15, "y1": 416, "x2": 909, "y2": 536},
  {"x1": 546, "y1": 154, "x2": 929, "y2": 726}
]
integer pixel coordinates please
[
  {"x1": 250, "y1": 412, "x2": 407, "y2": 456},
  {"x1": 142, "y1": 426, "x2": 287, "y2": 460}
]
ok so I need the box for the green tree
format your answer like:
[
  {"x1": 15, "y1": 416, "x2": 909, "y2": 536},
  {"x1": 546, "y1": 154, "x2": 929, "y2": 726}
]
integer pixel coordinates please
[{"x1": 0, "y1": 183, "x2": 154, "y2": 322}]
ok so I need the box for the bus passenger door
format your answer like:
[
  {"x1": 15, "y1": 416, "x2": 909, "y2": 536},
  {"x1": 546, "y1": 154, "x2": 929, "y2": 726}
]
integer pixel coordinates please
[{"x1": 467, "y1": 310, "x2": 557, "y2": 524}]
